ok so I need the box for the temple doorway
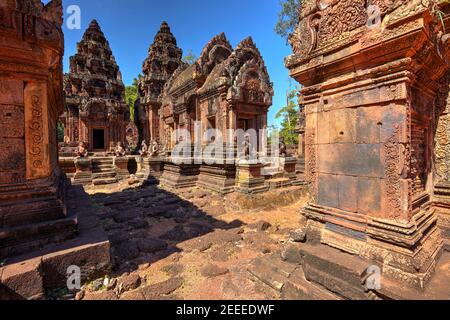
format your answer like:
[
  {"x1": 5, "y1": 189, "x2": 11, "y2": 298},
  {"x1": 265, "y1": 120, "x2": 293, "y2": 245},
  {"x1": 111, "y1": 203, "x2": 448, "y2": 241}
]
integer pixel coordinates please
[
  {"x1": 93, "y1": 129, "x2": 105, "y2": 150},
  {"x1": 238, "y1": 119, "x2": 248, "y2": 131}
]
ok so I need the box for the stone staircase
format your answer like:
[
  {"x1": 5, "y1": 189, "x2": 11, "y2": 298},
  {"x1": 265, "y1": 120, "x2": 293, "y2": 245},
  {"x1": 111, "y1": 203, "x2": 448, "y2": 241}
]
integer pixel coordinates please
[
  {"x1": 91, "y1": 157, "x2": 118, "y2": 186},
  {"x1": 247, "y1": 252, "x2": 342, "y2": 300}
]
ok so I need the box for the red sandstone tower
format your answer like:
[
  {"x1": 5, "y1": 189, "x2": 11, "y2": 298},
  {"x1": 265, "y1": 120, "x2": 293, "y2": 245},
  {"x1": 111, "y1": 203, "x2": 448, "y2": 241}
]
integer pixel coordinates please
[
  {"x1": 138, "y1": 21, "x2": 183, "y2": 145},
  {"x1": 62, "y1": 20, "x2": 128, "y2": 152}
]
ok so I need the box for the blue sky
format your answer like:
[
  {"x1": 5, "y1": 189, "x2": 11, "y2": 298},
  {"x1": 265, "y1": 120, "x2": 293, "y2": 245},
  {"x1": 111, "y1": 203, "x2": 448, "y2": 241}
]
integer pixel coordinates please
[{"x1": 61, "y1": 0, "x2": 295, "y2": 127}]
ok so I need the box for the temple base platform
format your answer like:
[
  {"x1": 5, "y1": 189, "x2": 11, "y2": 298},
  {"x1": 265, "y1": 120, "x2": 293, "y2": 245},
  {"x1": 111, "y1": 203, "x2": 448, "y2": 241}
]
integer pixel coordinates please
[
  {"x1": 247, "y1": 243, "x2": 450, "y2": 300},
  {"x1": 0, "y1": 185, "x2": 111, "y2": 300}
]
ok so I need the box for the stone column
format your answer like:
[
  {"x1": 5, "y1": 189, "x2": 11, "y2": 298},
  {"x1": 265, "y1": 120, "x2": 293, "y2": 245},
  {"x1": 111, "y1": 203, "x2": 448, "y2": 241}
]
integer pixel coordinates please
[
  {"x1": 286, "y1": 0, "x2": 450, "y2": 296},
  {"x1": 235, "y1": 160, "x2": 268, "y2": 194},
  {"x1": 0, "y1": 0, "x2": 75, "y2": 258}
]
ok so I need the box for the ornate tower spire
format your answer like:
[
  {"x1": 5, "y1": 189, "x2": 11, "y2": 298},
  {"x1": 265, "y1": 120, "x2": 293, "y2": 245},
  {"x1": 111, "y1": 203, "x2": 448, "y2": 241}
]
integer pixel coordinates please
[
  {"x1": 64, "y1": 19, "x2": 128, "y2": 151},
  {"x1": 140, "y1": 21, "x2": 183, "y2": 105},
  {"x1": 138, "y1": 21, "x2": 183, "y2": 143}
]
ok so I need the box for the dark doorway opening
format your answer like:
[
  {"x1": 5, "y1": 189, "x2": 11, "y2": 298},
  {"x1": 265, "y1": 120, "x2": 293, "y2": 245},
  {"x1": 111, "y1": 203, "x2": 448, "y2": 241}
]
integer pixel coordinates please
[
  {"x1": 238, "y1": 119, "x2": 248, "y2": 131},
  {"x1": 93, "y1": 129, "x2": 105, "y2": 150}
]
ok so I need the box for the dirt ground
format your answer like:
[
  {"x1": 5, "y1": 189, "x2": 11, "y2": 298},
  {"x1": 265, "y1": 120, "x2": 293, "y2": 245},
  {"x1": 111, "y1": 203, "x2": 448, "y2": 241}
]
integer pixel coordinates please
[{"x1": 73, "y1": 183, "x2": 307, "y2": 300}]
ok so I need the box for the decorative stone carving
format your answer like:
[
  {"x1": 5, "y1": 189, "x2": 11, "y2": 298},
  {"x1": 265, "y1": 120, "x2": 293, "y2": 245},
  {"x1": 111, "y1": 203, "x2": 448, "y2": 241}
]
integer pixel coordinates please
[
  {"x1": 139, "y1": 140, "x2": 148, "y2": 156},
  {"x1": 286, "y1": 0, "x2": 450, "y2": 295},
  {"x1": 125, "y1": 121, "x2": 139, "y2": 152},
  {"x1": 62, "y1": 20, "x2": 128, "y2": 152},
  {"x1": 138, "y1": 22, "x2": 183, "y2": 144}
]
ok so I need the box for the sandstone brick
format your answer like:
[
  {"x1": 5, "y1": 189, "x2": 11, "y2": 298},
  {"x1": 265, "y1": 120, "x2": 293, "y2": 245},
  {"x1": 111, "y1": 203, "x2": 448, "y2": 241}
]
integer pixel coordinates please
[{"x1": 0, "y1": 257, "x2": 43, "y2": 300}]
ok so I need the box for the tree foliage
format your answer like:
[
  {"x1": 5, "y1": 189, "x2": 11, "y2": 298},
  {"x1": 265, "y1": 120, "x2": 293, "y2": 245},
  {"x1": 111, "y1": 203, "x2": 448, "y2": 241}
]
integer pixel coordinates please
[
  {"x1": 183, "y1": 49, "x2": 198, "y2": 65},
  {"x1": 274, "y1": 0, "x2": 301, "y2": 40},
  {"x1": 124, "y1": 75, "x2": 141, "y2": 122},
  {"x1": 275, "y1": 90, "x2": 299, "y2": 145},
  {"x1": 57, "y1": 121, "x2": 65, "y2": 143}
]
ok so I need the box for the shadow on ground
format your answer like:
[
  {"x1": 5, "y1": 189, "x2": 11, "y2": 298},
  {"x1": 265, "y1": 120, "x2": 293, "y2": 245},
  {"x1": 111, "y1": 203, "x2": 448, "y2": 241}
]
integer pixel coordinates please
[{"x1": 90, "y1": 183, "x2": 244, "y2": 276}]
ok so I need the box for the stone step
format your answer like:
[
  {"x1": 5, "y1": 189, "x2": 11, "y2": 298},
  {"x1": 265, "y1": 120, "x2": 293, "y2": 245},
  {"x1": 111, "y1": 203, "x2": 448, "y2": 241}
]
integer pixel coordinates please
[
  {"x1": 92, "y1": 162, "x2": 114, "y2": 167},
  {"x1": 92, "y1": 178, "x2": 118, "y2": 186},
  {"x1": 92, "y1": 166, "x2": 115, "y2": 172},
  {"x1": 281, "y1": 268, "x2": 341, "y2": 300},
  {"x1": 247, "y1": 253, "x2": 297, "y2": 292},
  {"x1": 92, "y1": 172, "x2": 117, "y2": 179},
  {"x1": 0, "y1": 196, "x2": 66, "y2": 229},
  {"x1": 0, "y1": 188, "x2": 55, "y2": 203},
  {"x1": 247, "y1": 251, "x2": 342, "y2": 300}
]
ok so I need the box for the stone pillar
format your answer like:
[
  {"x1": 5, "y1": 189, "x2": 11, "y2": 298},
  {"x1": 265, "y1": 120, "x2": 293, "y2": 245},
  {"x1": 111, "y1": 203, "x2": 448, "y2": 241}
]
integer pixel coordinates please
[
  {"x1": 0, "y1": 2, "x2": 110, "y2": 298},
  {"x1": 73, "y1": 158, "x2": 93, "y2": 185},
  {"x1": 0, "y1": 0, "x2": 77, "y2": 258},
  {"x1": 140, "y1": 156, "x2": 164, "y2": 184},
  {"x1": 434, "y1": 71, "x2": 450, "y2": 248},
  {"x1": 281, "y1": 156, "x2": 297, "y2": 184},
  {"x1": 114, "y1": 156, "x2": 130, "y2": 180},
  {"x1": 286, "y1": 0, "x2": 450, "y2": 297},
  {"x1": 235, "y1": 160, "x2": 268, "y2": 194}
]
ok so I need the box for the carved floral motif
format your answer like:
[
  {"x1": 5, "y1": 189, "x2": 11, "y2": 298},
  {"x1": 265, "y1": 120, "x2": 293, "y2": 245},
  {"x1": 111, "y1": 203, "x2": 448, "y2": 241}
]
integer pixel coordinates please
[{"x1": 384, "y1": 125, "x2": 402, "y2": 218}]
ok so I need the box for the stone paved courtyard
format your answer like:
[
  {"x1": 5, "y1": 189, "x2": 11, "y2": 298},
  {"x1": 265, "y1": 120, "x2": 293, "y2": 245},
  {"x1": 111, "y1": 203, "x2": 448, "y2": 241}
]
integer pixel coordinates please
[{"x1": 68, "y1": 184, "x2": 307, "y2": 300}]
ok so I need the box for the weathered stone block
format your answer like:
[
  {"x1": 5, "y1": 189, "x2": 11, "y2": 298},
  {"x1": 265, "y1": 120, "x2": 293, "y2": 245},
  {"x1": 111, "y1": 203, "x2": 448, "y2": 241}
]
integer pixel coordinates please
[
  {"x1": 329, "y1": 108, "x2": 356, "y2": 144},
  {"x1": 317, "y1": 111, "x2": 330, "y2": 144},
  {"x1": 338, "y1": 175, "x2": 358, "y2": 213},
  {"x1": 0, "y1": 257, "x2": 43, "y2": 300},
  {"x1": 358, "y1": 178, "x2": 381, "y2": 215},
  {"x1": 317, "y1": 174, "x2": 339, "y2": 209},
  {"x1": 356, "y1": 107, "x2": 381, "y2": 144},
  {"x1": 318, "y1": 144, "x2": 383, "y2": 178},
  {"x1": 0, "y1": 78, "x2": 23, "y2": 105}
]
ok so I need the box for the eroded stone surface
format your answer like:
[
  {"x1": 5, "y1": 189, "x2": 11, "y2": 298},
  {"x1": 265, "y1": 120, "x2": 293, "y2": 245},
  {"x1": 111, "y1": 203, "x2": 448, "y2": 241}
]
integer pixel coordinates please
[{"x1": 74, "y1": 184, "x2": 306, "y2": 300}]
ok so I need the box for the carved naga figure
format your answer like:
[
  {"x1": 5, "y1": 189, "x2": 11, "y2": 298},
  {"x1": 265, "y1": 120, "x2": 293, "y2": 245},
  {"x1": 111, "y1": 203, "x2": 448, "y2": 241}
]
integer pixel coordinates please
[
  {"x1": 150, "y1": 140, "x2": 160, "y2": 157},
  {"x1": 139, "y1": 140, "x2": 148, "y2": 156}
]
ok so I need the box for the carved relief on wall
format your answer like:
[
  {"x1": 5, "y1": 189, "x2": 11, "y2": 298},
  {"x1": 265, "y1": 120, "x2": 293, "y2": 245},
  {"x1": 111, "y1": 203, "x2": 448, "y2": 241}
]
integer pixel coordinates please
[
  {"x1": 162, "y1": 103, "x2": 173, "y2": 119},
  {"x1": 384, "y1": 125, "x2": 403, "y2": 218},
  {"x1": 125, "y1": 121, "x2": 139, "y2": 150},
  {"x1": 435, "y1": 72, "x2": 450, "y2": 183},
  {"x1": 306, "y1": 131, "x2": 318, "y2": 203},
  {"x1": 289, "y1": 0, "x2": 367, "y2": 56},
  {"x1": 243, "y1": 74, "x2": 264, "y2": 104},
  {"x1": 318, "y1": 0, "x2": 367, "y2": 45},
  {"x1": 25, "y1": 83, "x2": 50, "y2": 180}
]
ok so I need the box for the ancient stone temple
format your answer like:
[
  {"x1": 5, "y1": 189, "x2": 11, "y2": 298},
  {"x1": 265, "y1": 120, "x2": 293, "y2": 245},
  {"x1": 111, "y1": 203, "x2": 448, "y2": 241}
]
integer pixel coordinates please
[
  {"x1": 0, "y1": 0, "x2": 71, "y2": 258},
  {"x1": 156, "y1": 33, "x2": 274, "y2": 192},
  {"x1": 62, "y1": 19, "x2": 128, "y2": 152},
  {"x1": 0, "y1": 0, "x2": 109, "y2": 299},
  {"x1": 138, "y1": 21, "x2": 182, "y2": 145},
  {"x1": 286, "y1": 0, "x2": 450, "y2": 298},
  {"x1": 197, "y1": 36, "x2": 273, "y2": 146}
]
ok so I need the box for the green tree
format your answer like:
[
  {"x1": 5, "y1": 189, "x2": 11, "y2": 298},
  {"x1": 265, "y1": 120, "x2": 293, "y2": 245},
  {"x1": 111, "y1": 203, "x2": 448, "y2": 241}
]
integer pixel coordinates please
[
  {"x1": 124, "y1": 75, "x2": 141, "y2": 122},
  {"x1": 57, "y1": 121, "x2": 65, "y2": 143},
  {"x1": 276, "y1": 89, "x2": 299, "y2": 146},
  {"x1": 275, "y1": 0, "x2": 301, "y2": 40},
  {"x1": 183, "y1": 49, "x2": 198, "y2": 65}
]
